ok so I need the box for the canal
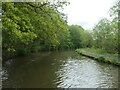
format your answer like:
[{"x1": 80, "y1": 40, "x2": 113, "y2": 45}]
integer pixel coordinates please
[{"x1": 2, "y1": 50, "x2": 118, "y2": 88}]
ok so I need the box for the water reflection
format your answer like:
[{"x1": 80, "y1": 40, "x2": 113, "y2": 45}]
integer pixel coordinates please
[
  {"x1": 2, "y1": 50, "x2": 118, "y2": 88},
  {"x1": 55, "y1": 57, "x2": 118, "y2": 88}
]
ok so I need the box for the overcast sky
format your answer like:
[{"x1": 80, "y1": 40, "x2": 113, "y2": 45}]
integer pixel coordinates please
[{"x1": 62, "y1": 0, "x2": 115, "y2": 30}]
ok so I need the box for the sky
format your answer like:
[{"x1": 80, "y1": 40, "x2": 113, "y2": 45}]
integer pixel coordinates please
[{"x1": 62, "y1": 0, "x2": 115, "y2": 30}]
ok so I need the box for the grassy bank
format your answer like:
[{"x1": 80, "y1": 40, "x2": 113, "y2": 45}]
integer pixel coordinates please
[{"x1": 76, "y1": 48, "x2": 119, "y2": 66}]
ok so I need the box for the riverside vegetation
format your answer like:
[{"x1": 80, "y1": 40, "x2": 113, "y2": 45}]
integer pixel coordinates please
[
  {"x1": 2, "y1": 0, "x2": 119, "y2": 65},
  {"x1": 76, "y1": 48, "x2": 119, "y2": 66}
]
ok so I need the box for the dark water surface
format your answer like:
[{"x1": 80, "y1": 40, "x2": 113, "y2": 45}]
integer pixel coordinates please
[{"x1": 2, "y1": 50, "x2": 118, "y2": 88}]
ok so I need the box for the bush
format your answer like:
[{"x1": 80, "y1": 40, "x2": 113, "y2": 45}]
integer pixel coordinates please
[
  {"x1": 111, "y1": 60, "x2": 117, "y2": 65},
  {"x1": 17, "y1": 48, "x2": 29, "y2": 56},
  {"x1": 97, "y1": 56, "x2": 105, "y2": 62},
  {"x1": 31, "y1": 45, "x2": 41, "y2": 53}
]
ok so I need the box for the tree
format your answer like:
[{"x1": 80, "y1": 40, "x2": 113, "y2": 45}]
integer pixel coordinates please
[
  {"x1": 81, "y1": 30, "x2": 93, "y2": 48},
  {"x1": 92, "y1": 17, "x2": 118, "y2": 53},
  {"x1": 2, "y1": 1, "x2": 70, "y2": 59},
  {"x1": 2, "y1": 2, "x2": 37, "y2": 58},
  {"x1": 69, "y1": 25, "x2": 84, "y2": 48}
]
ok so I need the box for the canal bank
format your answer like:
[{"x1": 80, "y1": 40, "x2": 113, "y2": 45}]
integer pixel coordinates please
[{"x1": 76, "y1": 49, "x2": 120, "y2": 66}]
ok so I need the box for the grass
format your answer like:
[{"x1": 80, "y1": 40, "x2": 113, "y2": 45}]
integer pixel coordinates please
[
  {"x1": 81, "y1": 48, "x2": 118, "y2": 57},
  {"x1": 83, "y1": 48, "x2": 107, "y2": 54},
  {"x1": 76, "y1": 48, "x2": 119, "y2": 66}
]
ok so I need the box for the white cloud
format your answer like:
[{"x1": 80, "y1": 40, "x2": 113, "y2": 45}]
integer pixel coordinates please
[{"x1": 63, "y1": 0, "x2": 115, "y2": 30}]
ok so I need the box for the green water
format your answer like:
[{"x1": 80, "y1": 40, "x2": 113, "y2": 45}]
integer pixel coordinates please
[{"x1": 2, "y1": 50, "x2": 118, "y2": 88}]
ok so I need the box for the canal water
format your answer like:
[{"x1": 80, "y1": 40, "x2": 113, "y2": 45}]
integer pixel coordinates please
[{"x1": 2, "y1": 50, "x2": 118, "y2": 88}]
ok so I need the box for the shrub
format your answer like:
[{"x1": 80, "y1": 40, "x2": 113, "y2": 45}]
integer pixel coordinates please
[
  {"x1": 111, "y1": 60, "x2": 117, "y2": 65},
  {"x1": 97, "y1": 56, "x2": 105, "y2": 62},
  {"x1": 17, "y1": 48, "x2": 28, "y2": 56},
  {"x1": 31, "y1": 45, "x2": 41, "y2": 53}
]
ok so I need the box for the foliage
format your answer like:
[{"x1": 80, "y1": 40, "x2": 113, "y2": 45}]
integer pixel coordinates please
[
  {"x1": 2, "y1": 2, "x2": 37, "y2": 59},
  {"x1": 2, "y1": 2, "x2": 70, "y2": 59},
  {"x1": 96, "y1": 56, "x2": 105, "y2": 62},
  {"x1": 92, "y1": 18, "x2": 118, "y2": 53},
  {"x1": 111, "y1": 60, "x2": 118, "y2": 65},
  {"x1": 2, "y1": 0, "x2": 118, "y2": 60},
  {"x1": 68, "y1": 25, "x2": 92, "y2": 48},
  {"x1": 92, "y1": 0, "x2": 118, "y2": 53},
  {"x1": 17, "y1": 48, "x2": 28, "y2": 56},
  {"x1": 81, "y1": 30, "x2": 93, "y2": 48},
  {"x1": 3, "y1": 1, "x2": 91, "y2": 60},
  {"x1": 69, "y1": 25, "x2": 83, "y2": 48}
]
